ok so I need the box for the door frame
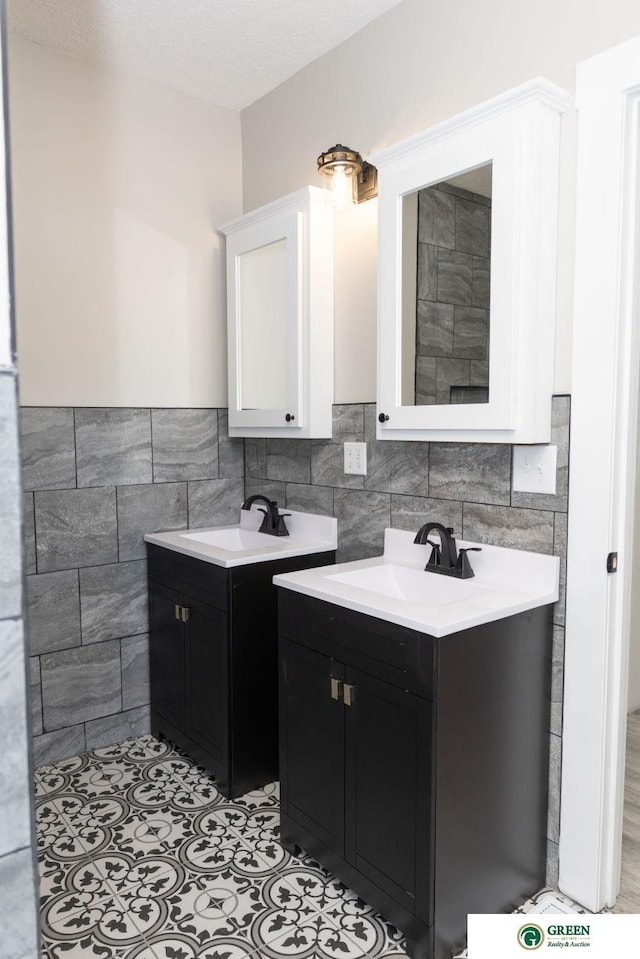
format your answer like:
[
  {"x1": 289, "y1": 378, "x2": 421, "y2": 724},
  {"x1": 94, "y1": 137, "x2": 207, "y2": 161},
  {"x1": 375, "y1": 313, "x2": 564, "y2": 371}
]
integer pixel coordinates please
[{"x1": 560, "y1": 35, "x2": 640, "y2": 909}]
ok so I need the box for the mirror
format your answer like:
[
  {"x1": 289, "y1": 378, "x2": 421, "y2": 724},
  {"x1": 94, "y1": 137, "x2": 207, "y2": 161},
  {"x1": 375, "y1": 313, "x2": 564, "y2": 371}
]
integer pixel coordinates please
[{"x1": 401, "y1": 164, "x2": 492, "y2": 406}]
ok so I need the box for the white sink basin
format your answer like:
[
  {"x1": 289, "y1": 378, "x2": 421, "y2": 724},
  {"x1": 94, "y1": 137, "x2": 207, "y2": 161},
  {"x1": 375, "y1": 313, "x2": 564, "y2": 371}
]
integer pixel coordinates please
[
  {"x1": 181, "y1": 528, "x2": 273, "y2": 552},
  {"x1": 327, "y1": 563, "x2": 483, "y2": 606}
]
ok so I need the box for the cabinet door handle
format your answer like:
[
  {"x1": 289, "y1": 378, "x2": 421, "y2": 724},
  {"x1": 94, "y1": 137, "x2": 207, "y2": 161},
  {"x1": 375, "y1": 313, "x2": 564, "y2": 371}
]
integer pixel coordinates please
[
  {"x1": 330, "y1": 677, "x2": 342, "y2": 701},
  {"x1": 174, "y1": 604, "x2": 181, "y2": 621},
  {"x1": 180, "y1": 606, "x2": 190, "y2": 623},
  {"x1": 343, "y1": 683, "x2": 356, "y2": 707}
]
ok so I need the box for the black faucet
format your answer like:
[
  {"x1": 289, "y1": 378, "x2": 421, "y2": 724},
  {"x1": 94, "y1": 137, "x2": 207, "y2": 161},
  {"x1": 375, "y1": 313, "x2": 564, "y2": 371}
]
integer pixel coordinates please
[
  {"x1": 241, "y1": 495, "x2": 290, "y2": 537},
  {"x1": 413, "y1": 522, "x2": 480, "y2": 579}
]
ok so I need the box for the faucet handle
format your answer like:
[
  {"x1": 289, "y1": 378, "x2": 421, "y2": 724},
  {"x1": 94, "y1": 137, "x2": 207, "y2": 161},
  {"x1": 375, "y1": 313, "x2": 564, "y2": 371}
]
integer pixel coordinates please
[
  {"x1": 455, "y1": 547, "x2": 481, "y2": 579},
  {"x1": 426, "y1": 539, "x2": 441, "y2": 566}
]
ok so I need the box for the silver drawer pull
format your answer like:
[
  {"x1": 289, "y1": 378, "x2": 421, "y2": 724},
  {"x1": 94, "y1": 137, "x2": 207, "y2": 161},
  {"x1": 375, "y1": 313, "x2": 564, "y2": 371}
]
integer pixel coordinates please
[
  {"x1": 343, "y1": 683, "x2": 356, "y2": 707},
  {"x1": 330, "y1": 677, "x2": 342, "y2": 701}
]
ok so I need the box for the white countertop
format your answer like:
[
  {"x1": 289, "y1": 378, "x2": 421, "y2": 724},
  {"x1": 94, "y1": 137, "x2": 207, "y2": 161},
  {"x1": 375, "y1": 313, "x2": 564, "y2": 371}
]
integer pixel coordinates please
[
  {"x1": 144, "y1": 508, "x2": 337, "y2": 568},
  {"x1": 273, "y1": 528, "x2": 559, "y2": 637}
]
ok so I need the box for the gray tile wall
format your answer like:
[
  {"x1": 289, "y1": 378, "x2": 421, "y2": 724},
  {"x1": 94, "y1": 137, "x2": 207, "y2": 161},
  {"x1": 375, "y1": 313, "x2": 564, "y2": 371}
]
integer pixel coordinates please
[
  {"x1": 1, "y1": 370, "x2": 40, "y2": 959},
  {"x1": 246, "y1": 395, "x2": 570, "y2": 884},
  {"x1": 22, "y1": 407, "x2": 244, "y2": 769}
]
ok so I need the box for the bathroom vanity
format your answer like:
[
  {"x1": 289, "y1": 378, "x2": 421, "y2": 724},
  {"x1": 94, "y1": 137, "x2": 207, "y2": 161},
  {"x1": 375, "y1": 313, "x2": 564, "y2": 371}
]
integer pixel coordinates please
[
  {"x1": 274, "y1": 531, "x2": 559, "y2": 959},
  {"x1": 145, "y1": 509, "x2": 336, "y2": 799}
]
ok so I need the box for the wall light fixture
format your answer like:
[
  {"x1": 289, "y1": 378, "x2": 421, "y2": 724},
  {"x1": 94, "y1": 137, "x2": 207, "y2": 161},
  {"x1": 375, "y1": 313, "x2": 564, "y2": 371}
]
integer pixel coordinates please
[{"x1": 316, "y1": 143, "x2": 378, "y2": 209}]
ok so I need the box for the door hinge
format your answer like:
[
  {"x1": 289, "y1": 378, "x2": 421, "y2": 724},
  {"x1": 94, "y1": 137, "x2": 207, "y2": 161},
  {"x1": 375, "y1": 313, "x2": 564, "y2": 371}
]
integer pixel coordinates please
[
  {"x1": 343, "y1": 683, "x2": 356, "y2": 707},
  {"x1": 330, "y1": 676, "x2": 343, "y2": 701},
  {"x1": 607, "y1": 552, "x2": 618, "y2": 573}
]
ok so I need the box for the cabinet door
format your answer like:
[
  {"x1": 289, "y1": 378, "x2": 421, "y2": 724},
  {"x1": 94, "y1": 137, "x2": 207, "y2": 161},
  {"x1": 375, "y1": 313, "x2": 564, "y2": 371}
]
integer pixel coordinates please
[
  {"x1": 344, "y1": 666, "x2": 428, "y2": 915},
  {"x1": 280, "y1": 638, "x2": 345, "y2": 855},
  {"x1": 184, "y1": 596, "x2": 228, "y2": 766},
  {"x1": 149, "y1": 580, "x2": 184, "y2": 731}
]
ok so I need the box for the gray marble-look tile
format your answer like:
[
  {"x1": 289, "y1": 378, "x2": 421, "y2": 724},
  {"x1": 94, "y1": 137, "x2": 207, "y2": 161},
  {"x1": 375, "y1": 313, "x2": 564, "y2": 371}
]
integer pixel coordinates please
[
  {"x1": 266, "y1": 438, "x2": 311, "y2": 484},
  {"x1": 0, "y1": 619, "x2": 32, "y2": 858},
  {"x1": 415, "y1": 356, "x2": 437, "y2": 405},
  {"x1": 79, "y1": 560, "x2": 148, "y2": 645},
  {"x1": 546, "y1": 840, "x2": 559, "y2": 888},
  {"x1": 330, "y1": 403, "x2": 365, "y2": 443},
  {"x1": 417, "y1": 242, "x2": 438, "y2": 302},
  {"x1": 511, "y1": 395, "x2": 570, "y2": 513},
  {"x1": 151, "y1": 408, "x2": 218, "y2": 482},
  {"x1": 472, "y1": 255, "x2": 490, "y2": 309},
  {"x1": 0, "y1": 374, "x2": 22, "y2": 619},
  {"x1": 450, "y1": 385, "x2": 489, "y2": 405},
  {"x1": 416, "y1": 301, "x2": 454, "y2": 358},
  {"x1": 32, "y1": 724, "x2": 86, "y2": 768},
  {"x1": 85, "y1": 705, "x2": 151, "y2": 751},
  {"x1": 41, "y1": 639, "x2": 122, "y2": 730},
  {"x1": 188, "y1": 478, "x2": 244, "y2": 528},
  {"x1": 0, "y1": 846, "x2": 40, "y2": 959},
  {"x1": 554, "y1": 512, "x2": 568, "y2": 627},
  {"x1": 35, "y1": 487, "x2": 118, "y2": 572},
  {"x1": 218, "y1": 410, "x2": 245, "y2": 479},
  {"x1": 334, "y1": 489, "x2": 391, "y2": 562},
  {"x1": 245, "y1": 438, "x2": 267, "y2": 479},
  {"x1": 117, "y1": 482, "x2": 187, "y2": 561},
  {"x1": 430, "y1": 443, "x2": 511, "y2": 505},
  {"x1": 364, "y1": 406, "x2": 429, "y2": 496},
  {"x1": 311, "y1": 443, "x2": 364, "y2": 490},
  {"x1": 29, "y1": 657, "x2": 42, "y2": 737},
  {"x1": 455, "y1": 195, "x2": 490, "y2": 257},
  {"x1": 121, "y1": 634, "x2": 150, "y2": 710},
  {"x1": 26, "y1": 569, "x2": 81, "y2": 655},
  {"x1": 75, "y1": 408, "x2": 152, "y2": 487},
  {"x1": 453, "y1": 306, "x2": 489, "y2": 360},
  {"x1": 243, "y1": 478, "x2": 286, "y2": 504},
  {"x1": 20, "y1": 406, "x2": 76, "y2": 491},
  {"x1": 551, "y1": 625, "x2": 565, "y2": 736},
  {"x1": 463, "y1": 503, "x2": 555, "y2": 554},
  {"x1": 391, "y1": 494, "x2": 463, "y2": 535},
  {"x1": 435, "y1": 357, "x2": 470, "y2": 405},
  {"x1": 437, "y1": 248, "x2": 473, "y2": 306},
  {"x1": 418, "y1": 186, "x2": 456, "y2": 250},
  {"x1": 285, "y1": 483, "x2": 334, "y2": 516},
  {"x1": 23, "y1": 492, "x2": 36, "y2": 575},
  {"x1": 469, "y1": 359, "x2": 490, "y2": 387},
  {"x1": 548, "y1": 732, "x2": 562, "y2": 843}
]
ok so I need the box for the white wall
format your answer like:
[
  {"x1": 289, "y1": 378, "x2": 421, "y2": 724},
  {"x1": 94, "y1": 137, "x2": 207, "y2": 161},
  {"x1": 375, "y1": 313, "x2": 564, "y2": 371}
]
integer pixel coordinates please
[
  {"x1": 241, "y1": 0, "x2": 640, "y2": 402},
  {"x1": 8, "y1": 35, "x2": 242, "y2": 407},
  {"x1": 629, "y1": 404, "x2": 640, "y2": 712}
]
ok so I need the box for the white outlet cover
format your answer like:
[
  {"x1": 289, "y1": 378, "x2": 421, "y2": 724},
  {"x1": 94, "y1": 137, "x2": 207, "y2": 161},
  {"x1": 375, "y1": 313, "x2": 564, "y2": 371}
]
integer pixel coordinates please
[
  {"x1": 512, "y1": 444, "x2": 557, "y2": 494},
  {"x1": 344, "y1": 441, "x2": 367, "y2": 475}
]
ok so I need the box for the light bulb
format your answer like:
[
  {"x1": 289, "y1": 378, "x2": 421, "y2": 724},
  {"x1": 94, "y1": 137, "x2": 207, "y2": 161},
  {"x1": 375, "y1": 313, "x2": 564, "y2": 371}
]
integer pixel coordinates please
[{"x1": 331, "y1": 164, "x2": 354, "y2": 210}]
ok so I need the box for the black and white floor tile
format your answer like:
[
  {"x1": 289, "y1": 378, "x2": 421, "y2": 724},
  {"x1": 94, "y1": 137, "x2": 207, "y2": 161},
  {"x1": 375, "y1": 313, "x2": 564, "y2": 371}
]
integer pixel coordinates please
[{"x1": 34, "y1": 735, "x2": 586, "y2": 959}]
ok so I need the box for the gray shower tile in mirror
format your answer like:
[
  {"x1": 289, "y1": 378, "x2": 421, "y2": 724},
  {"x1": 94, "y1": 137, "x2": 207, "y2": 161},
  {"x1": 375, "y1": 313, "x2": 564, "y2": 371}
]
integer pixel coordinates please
[
  {"x1": 311, "y1": 443, "x2": 363, "y2": 490},
  {"x1": 437, "y1": 248, "x2": 473, "y2": 306},
  {"x1": 547, "y1": 732, "x2": 561, "y2": 843},
  {"x1": 41, "y1": 639, "x2": 122, "y2": 730},
  {"x1": 435, "y1": 357, "x2": 470, "y2": 405},
  {"x1": 463, "y1": 503, "x2": 554, "y2": 554},
  {"x1": 417, "y1": 243, "x2": 438, "y2": 302},
  {"x1": 511, "y1": 395, "x2": 570, "y2": 513},
  {"x1": 391, "y1": 495, "x2": 462, "y2": 534},
  {"x1": 550, "y1": 625, "x2": 565, "y2": 736},
  {"x1": 266, "y1": 439, "x2": 311, "y2": 484},
  {"x1": 151, "y1": 408, "x2": 218, "y2": 482},
  {"x1": 285, "y1": 483, "x2": 334, "y2": 516},
  {"x1": 23, "y1": 493, "x2": 36, "y2": 575},
  {"x1": 243, "y1": 477, "x2": 286, "y2": 504},
  {"x1": 0, "y1": 620, "x2": 31, "y2": 858},
  {"x1": 121, "y1": 634, "x2": 150, "y2": 710},
  {"x1": 245, "y1": 438, "x2": 267, "y2": 478},
  {"x1": 20, "y1": 406, "x2": 76, "y2": 491},
  {"x1": 188, "y1": 478, "x2": 244, "y2": 528},
  {"x1": 30, "y1": 657, "x2": 43, "y2": 737},
  {"x1": 453, "y1": 307, "x2": 489, "y2": 360},
  {"x1": 35, "y1": 487, "x2": 118, "y2": 572},
  {"x1": 27, "y1": 569, "x2": 81, "y2": 655},
  {"x1": 85, "y1": 705, "x2": 150, "y2": 751},
  {"x1": 430, "y1": 443, "x2": 511, "y2": 505},
  {"x1": 415, "y1": 357, "x2": 437, "y2": 405},
  {"x1": 76, "y1": 408, "x2": 152, "y2": 487},
  {"x1": 553, "y1": 512, "x2": 567, "y2": 627},
  {"x1": 334, "y1": 489, "x2": 390, "y2": 562},
  {"x1": 418, "y1": 187, "x2": 455, "y2": 250},
  {"x1": 218, "y1": 410, "x2": 244, "y2": 478},
  {"x1": 0, "y1": 847, "x2": 40, "y2": 959},
  {"x1": 472, "y1": 255, "x2": 490, "y2": 309},
  {"x1": 455, "y1": 196, "x2": 490, "y2": 257},
  {"x1": 416, "y1": 301, "x2": 454, "y2": 357},
  {"x1": 32, "y1": 724, "x2": 86, "y2": 768},
  {"x1": 79, "y1": 560, "x2": 148, "y2": 645},
  {"x1": 469, "y1": 359, "x2": 489, "y2": 386},
  {"x1": 117, "y1": 482, "x2": 187, "y2": 561}
]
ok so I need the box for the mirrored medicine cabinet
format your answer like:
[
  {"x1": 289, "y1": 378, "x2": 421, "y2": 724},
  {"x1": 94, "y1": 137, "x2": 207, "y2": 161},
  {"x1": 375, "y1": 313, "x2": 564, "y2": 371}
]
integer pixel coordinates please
[
  {"x1": 221, "y1": 186, "x2": 334, "y2": 438},
  {"x1": 372, "y1": 78, "x2": 572, "y2": 443}
]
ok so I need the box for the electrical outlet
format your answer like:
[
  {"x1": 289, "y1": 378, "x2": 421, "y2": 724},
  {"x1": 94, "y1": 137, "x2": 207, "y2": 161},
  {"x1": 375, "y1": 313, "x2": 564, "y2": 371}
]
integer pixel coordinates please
[
  {"x1": 512, "y1": 445, "x2": 557, "y2": 494},
  {"x1": 344, "y1": 442, "x2": 367, "y2": 475}
]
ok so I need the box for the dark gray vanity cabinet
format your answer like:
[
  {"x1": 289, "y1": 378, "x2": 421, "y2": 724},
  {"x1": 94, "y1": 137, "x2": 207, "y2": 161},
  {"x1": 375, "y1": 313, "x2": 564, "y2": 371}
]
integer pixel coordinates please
[
  {"x1": 147, "y1": 543, "x2": 335, "y2": 799},
  {"x1": 277, "y1": 590, "x2": 553, "y2": 959}
]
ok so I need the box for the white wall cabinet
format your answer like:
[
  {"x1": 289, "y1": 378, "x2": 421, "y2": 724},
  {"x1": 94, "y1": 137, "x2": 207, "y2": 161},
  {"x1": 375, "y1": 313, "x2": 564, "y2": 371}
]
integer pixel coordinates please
[{"x1": 221, "y1": 186, "x2": 333, "y2": 438}]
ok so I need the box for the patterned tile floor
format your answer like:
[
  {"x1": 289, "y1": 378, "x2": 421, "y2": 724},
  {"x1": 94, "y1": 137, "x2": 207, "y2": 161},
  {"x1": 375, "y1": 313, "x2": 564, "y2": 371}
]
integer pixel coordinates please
[{"x1": 34, "y1": 735, "x2": 589, "y2": 959}]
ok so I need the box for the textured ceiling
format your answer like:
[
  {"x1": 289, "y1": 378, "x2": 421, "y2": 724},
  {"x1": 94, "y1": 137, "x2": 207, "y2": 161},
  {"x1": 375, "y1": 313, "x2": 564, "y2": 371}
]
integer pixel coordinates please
[{"x1": 7, "y1": 0, "x2": 403, "y2": 111}]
